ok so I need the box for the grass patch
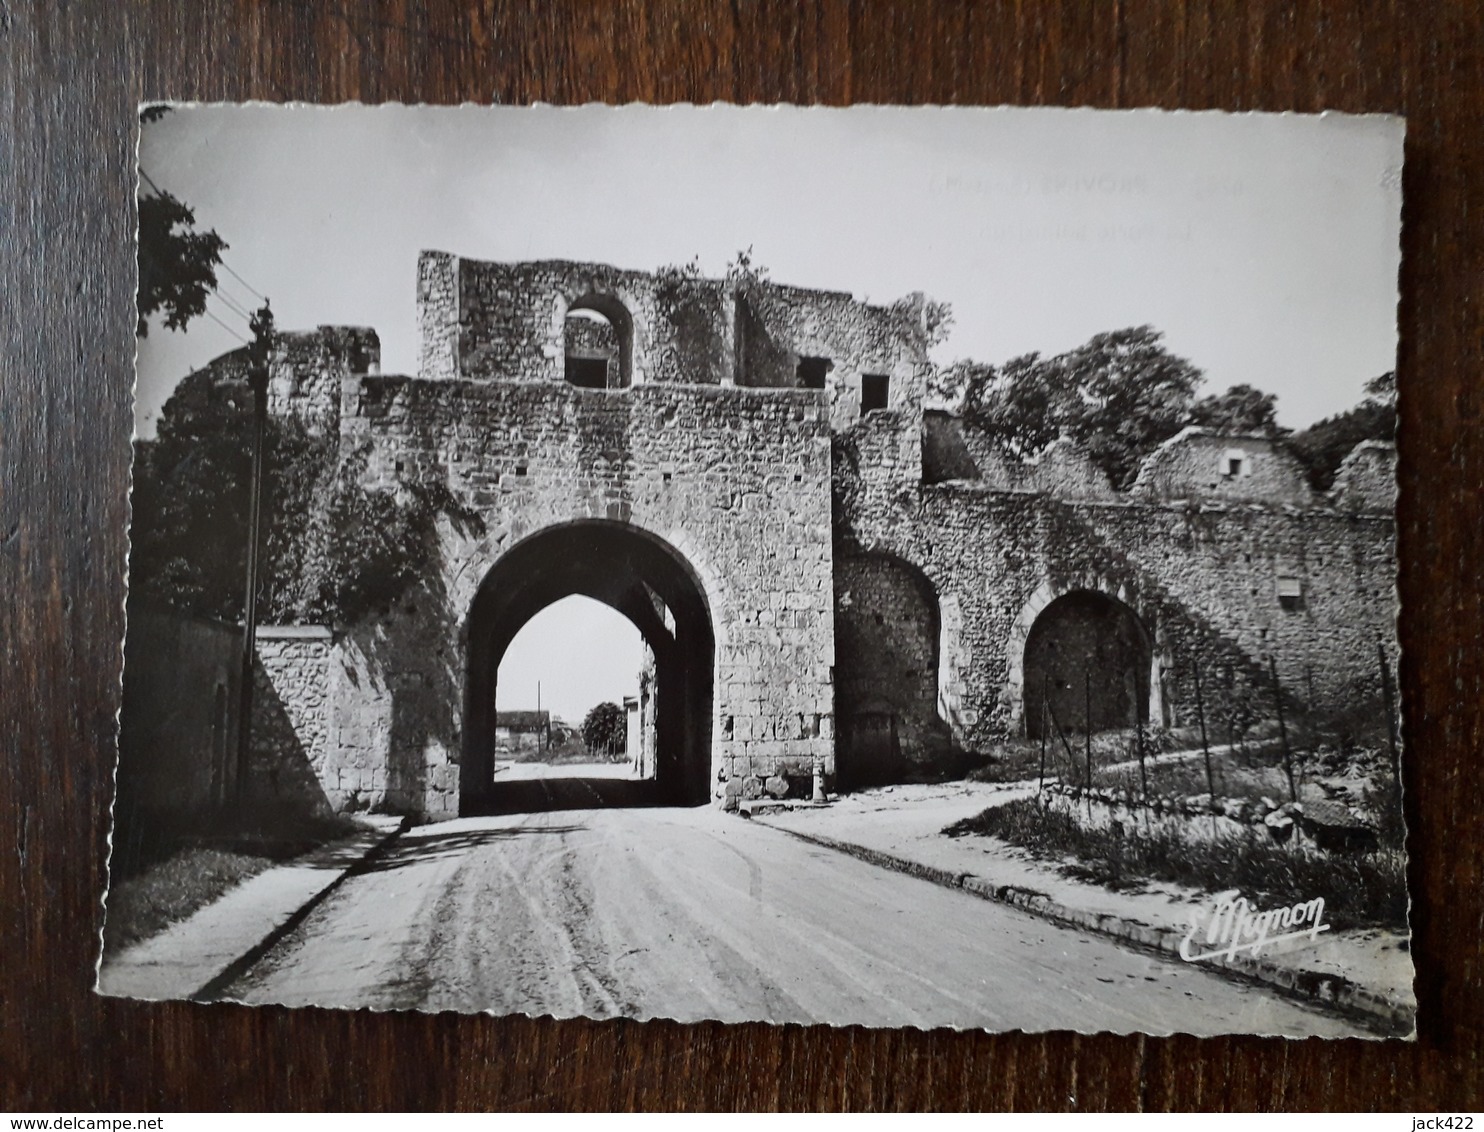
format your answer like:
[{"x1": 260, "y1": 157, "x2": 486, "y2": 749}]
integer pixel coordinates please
[
  {"x1": 102, "y1": 847, "x2": 279, "y2": 954},
  {"x1": 104, "y1": 806, "x2": 368, "y2": 954},
  {"x1": 946, "y1": 796, "x2": 1407, "y2": 931}
]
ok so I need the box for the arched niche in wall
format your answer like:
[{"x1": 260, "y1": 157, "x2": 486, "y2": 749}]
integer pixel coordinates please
[
  {"x1": 833, "y1": 551, "x2": 954, "y2": 787},
  {"x1": 1021, "y1": 590, "x2": 1154, "y2": 738}
]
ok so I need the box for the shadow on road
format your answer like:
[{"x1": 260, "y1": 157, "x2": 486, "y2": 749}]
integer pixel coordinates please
[
  {"x1": 463, "y1": 776, "x2": 686, "y2": 816},
  {"x1": 364, "y1": 822, "x2": 592, "y2": 872}
]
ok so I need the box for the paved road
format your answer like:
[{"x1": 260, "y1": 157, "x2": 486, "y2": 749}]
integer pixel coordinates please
[
  {"x1": 227, "y1": 807, "x2": 1357, "y2": 1035},
  {"x1": 493, "y1": 759, "x2": 638, "y2": 781}
]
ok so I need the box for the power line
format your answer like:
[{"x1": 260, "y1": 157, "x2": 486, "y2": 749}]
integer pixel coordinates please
[
  {"x1": 212, "y1": 277, "x2": 261, "y2": 318},
  {"x1": 210, "y1": 285, "x2": 253, "y2": 322},
  {"x1": 138, "y1": 163, "x2": 271, "y2": 307},
  {"x1": 202, "y1": 307, "x2": 250, "y2": 346},
  {"x1": 206, "y1": 289, "x2": 250, "y2": 327},
  {"x1": 219, "y1": 260, "x2": 268, "y2": 303}
]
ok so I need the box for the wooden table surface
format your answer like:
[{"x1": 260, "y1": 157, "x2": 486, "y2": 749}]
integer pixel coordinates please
[{"x1": 2, "y1": 1, "x2": 1480, "y2": 1112}]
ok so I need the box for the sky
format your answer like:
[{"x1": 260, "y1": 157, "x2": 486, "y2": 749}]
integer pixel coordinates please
[
  {"x1": 135, "y1": 105, "x2": 1403, "y2": 716},
  {"x1": 136, "y1": 104, "x2": 1404, "y2": 438},
  {"x1": 496, "y1": 596, "x2": 643, "y2": 723}
]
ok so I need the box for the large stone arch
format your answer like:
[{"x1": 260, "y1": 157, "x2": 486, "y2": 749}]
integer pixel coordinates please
[
  {"x1": 833, "y1": 551, "x2": 954, "y2": 786},
  {"x1": 461, "y1": 520, "x2": 714, "y2": 813},
  {"x1": 1008, "y1": 578, "x2": 1163, "y2": 738}
]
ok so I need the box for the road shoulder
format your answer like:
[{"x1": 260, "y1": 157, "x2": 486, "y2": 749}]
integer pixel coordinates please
[
  {"x1": 749, "y1": 782, "x2": 1415, "y2": 1038},
  {"x1": 96, "y1": 814, "x2": 407, "y2": 1003}
]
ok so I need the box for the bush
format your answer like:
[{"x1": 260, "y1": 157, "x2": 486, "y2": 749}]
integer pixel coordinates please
[{"x1": 946, "y1": 797, "x2": 1407, "y2": 931}]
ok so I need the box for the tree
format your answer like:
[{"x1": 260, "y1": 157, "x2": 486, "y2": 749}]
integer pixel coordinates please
[
  {"x1": 1287, "y1": 371, "x2": 1396, "y2": 490},
  {"x1": 1189, "y1": 383, "x2": 1285, "y2": 437},
  {"x1": 581, "y1": 702, "x2": 627, "y2": 760},
  {"x1": 128, "y1": 359, "x2": 337, "y2": 622},
  {"x1": 129, "y1": 358, "x2": 483, "y2": 626},
  {"x1": 888, "y1": 293, "x2": 955, "y2": 351},
  {"x1": 1061, "y1": 327, "x2": 1206, "y2": 488},
  {"x1": 942, "y1": 326, "x2": 1205, "y2": 488},
  {"x1": 137, "y1": 105, "x2": 228, "y2": 338},
  {"x1": 137, "y1": 188, "x2": 227, "y2": 337}
]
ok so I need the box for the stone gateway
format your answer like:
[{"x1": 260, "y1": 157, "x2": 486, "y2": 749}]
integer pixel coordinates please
[{"x1": 145, "y1": 251, "x2": 1396, "y2": 819}]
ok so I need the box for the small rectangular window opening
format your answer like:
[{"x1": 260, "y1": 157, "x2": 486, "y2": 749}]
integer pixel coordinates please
[
  {"x1": 565, "y1": 356, "x2": 609, "y2": 388},
  {"x1": 796, "y1": 356, "x2": 832, "y2": 390},
  {"x1": 1277, "y1": 575, "x2": 1304, "y2": 610},
  {"x1": 861, "y1": 373, "x2": 890, "y2": 413}
]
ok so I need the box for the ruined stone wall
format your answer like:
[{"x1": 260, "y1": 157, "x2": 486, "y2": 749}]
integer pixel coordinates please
[
  {"x1": 417, "y1": 251, "x2": 459, "y2": 382},
  {"x1": 247, "y1": 627, "x2": 338, "y2": 814},
  {"x1": 421, "y1": 254, "x2": 735, "y2": 389},
  {"x1": 834, "y1": 554, "x2": 949, "y2": 777},
  {"x1": 649, "y1": 274, "x2": 731, "y2": 386},
  {"x1": 267, "y1": 327, "x2": 380, "y2": 434},
  {"x1": 837, "y1": 469, "x2": 1396, "y2": 755},
  {"x1": 420, "y1": 253, "x2": 926, "y2": 420},
  {"x1": 1131, "y1": 428, "x2": 1315, "y2": 506},
  {"x1": 336, "y1": 375, "x2": 836, "y2": 813},
  {"x1": 739, "y1": 281, "x2": 926, "y2": 432},
  {"x1": 1330, "y1": 440, "x2": 1398, "y2": 513},
  {"x1": 454, "y1": 258, "x2": 660, "y2": 384},
  {"x1": 922, "y1": 416, "x2": 1117, "y2": 501},
  {"x1": 115, "y1": 609, "x2": 241, "y2": 818}
]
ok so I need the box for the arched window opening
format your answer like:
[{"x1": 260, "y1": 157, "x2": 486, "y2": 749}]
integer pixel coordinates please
[
  {"x1": 564, "y1": 294, "x2": 634, "y2": 388},
  {"x1": 1023, "y1": 590, "x2": 1152, "y2": 739}
]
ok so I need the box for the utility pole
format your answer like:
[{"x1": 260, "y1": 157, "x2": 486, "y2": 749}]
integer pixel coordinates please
[{"x1": 234, "y1": 301, "x2": 274, "y2": 805}]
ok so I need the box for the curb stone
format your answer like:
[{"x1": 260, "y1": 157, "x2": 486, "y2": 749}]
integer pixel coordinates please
[{"x1": 759, "y1": 821, "x2": 1414, "y2": 1038}]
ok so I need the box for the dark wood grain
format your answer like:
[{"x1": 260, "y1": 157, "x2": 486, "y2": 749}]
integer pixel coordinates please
[{"x1": 2, "y1": 0, "x2": 1480, "y2": 1111}]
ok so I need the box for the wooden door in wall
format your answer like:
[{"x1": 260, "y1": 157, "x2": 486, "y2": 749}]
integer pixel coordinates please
[{"x1": 848, "y1": 709, "x2": 899, "y2": 787}]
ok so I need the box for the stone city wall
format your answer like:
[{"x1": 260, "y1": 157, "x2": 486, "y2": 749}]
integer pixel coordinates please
[
  {"x1": 837, "y1": 447, "x2": 1397, "y2": 755},
  {"x1": 247, "y1": 626, "x2": 339, "y2": 814},
  {"x1": 140, "y1": 254, "x2": 1399, "y2": 820}
]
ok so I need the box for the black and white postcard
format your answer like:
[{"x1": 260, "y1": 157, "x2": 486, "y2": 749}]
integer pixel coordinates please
[{"x1": 104, "y1": 104, "x2": 1410, "y2": 1038}]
